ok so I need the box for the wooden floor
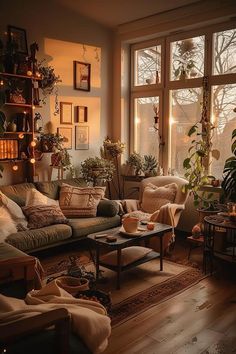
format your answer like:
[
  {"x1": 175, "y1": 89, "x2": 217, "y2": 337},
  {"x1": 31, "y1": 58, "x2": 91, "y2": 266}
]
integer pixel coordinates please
[{"x1": 104, "y1": 270, "x2": 236, "y2": 354}]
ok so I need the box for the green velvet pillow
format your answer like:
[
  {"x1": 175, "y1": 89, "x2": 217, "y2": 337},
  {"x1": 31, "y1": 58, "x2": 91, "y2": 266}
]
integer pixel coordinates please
[{"x1": 96, "y1": 200, "x2": 119, "y2": 217}]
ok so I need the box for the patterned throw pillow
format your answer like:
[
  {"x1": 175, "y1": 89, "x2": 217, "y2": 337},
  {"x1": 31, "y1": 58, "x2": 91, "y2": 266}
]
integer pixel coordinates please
[
  {"x1": 59, "y1": 184, "x2": 106, "y2": 218},
  {"x1": 22, "y1": 205, "x2": 68, "y2": 229},
  {"x1": 141, "y1": 183, "x2": 178, "y2": 214}
]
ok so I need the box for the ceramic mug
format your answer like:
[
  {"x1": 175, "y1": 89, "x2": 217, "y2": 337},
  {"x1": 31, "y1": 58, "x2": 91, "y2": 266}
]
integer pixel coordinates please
[{"x1": 122, "y1": 216, "x2": 139, "y2": 233}]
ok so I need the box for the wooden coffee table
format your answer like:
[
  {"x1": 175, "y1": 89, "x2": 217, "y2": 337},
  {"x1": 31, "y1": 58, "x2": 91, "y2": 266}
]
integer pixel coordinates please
[{"x1": 88, "y1": 223, "x2": 172, "y2": 289}]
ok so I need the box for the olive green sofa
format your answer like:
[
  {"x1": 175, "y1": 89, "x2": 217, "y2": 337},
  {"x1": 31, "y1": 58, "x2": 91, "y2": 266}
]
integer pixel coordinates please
[{"x1": 0, "y1": 178, "x2": 121, "y2": 254}]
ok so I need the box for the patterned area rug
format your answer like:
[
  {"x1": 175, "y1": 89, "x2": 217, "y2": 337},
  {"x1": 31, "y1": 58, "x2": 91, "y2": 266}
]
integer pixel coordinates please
[{"x1": 40, "y1": 251, "x2": 205, "y2": 327}]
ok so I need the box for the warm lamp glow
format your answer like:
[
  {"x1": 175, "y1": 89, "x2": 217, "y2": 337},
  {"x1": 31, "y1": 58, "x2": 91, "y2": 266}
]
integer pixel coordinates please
[
  {"x1": 30, "y1": 158, "x2": 36, "y2": 164},
  {"x1": 32, "y1": 105, "x2": 35, "y2": 110},
  {"x1": 27, "y1": 70, "x2": 32, "y2": 76},
  {"x1": 18, "y1": 133, "x2": 24, "y2": 139},
  {"x1": 135, "y1": 117, "x2": 141, "y2": 125},
  {"x1": 169, "y1": 117, "x2": 176, "y2": 126},
  {"x1": 12, "y1": 164, "x2": 18, "y2": 171},
  {"x1": 0, "y1": 80, "x2": 4, "y2": 86},
  {"x1": 30, "y1": 141, "x2": 36, "y2": 147}
]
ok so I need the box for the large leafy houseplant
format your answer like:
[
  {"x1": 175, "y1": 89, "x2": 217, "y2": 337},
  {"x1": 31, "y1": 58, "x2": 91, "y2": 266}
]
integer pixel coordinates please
[
  {"x1": 182, "y1": 77, "x2": 220, "y2": 210},
  {"x1": 221, "y1": 128, "x2": 236, "y2": 202}
]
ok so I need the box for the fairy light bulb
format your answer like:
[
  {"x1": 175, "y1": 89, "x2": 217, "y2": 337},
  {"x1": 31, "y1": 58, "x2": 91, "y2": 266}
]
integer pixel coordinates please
[
  {"x1": 18, "y1": 133, "x2": 24, "y2": 139},
  {"x1": 32, "y1": 105, "x2": 35, "y2": 110},
  {"x1": 30, "y1": 140, "x2": 36, "y2": 147},
  {"x1": 12, "y1": 164, "x2": 18, "y2": 171},
  {"x1": 30, "y1": 158, "x2": 36, "y2": 164},
  {"x1": 0, "y1": 80, "x2": 4, "y2": 86}
]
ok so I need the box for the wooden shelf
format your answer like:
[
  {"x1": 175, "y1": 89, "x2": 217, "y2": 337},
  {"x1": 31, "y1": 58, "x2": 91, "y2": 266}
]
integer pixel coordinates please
[
  {"x1": 3, "y1": 132, "x2": 33, "y2": 135},
  {"x1": 0, "y1": 72, "x2": 41, "y2": 81}
]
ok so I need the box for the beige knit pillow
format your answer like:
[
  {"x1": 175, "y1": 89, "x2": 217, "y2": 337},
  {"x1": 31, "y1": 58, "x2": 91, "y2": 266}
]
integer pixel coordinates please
[
  {"x1": 141, "y1": 183, "x2": 177, "y2": 214},
  {"x1": 59, "y1": 184, "x2": 106, "y2": 218}
]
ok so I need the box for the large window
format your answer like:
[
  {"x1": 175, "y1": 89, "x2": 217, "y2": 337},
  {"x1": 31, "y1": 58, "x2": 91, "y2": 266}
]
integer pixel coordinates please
[{"x1": 130, "y1": 23, "x2": 236, "y2": 178}]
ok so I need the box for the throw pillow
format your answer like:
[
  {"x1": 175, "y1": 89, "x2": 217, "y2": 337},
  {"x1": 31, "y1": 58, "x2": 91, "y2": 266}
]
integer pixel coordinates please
[
  {"x1": 25, "y1": 189, "x2": 59, "y2": 207},
  {"x1": 22, "y1": 205, "x2": 68, "y2": 229},
  {"x1": 0, "y1": 207, "x2": 17, "y2": 242},
  {"x1": 0, "y1": 191, "x2": 28, "y2": 230},
  {"x1": 141, "y1": 183, "x2": 178, "y2": 214},
  {"x1": 59, "y1": 184, "x2": 106, "y2": 218},
  {"x1": 100, "y1": 246, "x2": 152, "y2": 266}
]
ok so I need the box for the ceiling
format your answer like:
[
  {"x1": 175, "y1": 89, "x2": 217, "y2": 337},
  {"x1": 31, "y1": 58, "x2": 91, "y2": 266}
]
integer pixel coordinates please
[{"x1": 55, "y1": 0, "x2": 202, "y2": 29}]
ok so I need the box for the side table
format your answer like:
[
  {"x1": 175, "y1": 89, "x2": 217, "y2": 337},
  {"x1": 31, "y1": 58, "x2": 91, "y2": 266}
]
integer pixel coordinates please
[{"x1": 204, "y1": 214, "x2": 236, "y2": 274}]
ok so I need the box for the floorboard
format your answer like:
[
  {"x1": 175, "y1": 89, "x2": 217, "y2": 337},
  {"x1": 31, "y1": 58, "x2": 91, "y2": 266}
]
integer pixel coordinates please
[{"x1": 104, "y1": 275, "x2": 236, "y2": 354}]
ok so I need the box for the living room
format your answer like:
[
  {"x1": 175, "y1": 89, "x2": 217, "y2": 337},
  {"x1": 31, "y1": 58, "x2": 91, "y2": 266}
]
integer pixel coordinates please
[{"x1": 0, "y1": 0, "x2": 236, "y2": 353}]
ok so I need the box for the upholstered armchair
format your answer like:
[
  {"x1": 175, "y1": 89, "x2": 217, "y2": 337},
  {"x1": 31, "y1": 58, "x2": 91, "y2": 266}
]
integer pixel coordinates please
[{"x1": 122, "y1": 175, "x2": 189, "y2": 252}]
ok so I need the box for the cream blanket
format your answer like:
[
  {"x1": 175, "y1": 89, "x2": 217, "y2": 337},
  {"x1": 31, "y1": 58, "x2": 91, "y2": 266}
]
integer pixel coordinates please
[{"x1": 0, "y1": 280, "x2": 111, "y2": 353}]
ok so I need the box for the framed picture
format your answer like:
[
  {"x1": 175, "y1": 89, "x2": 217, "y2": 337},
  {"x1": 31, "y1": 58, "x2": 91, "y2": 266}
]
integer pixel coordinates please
[
  {"x1": 75, "y1": 126, "x2": 89, "y2": 150},
  {"x1": 60, "y1": 102, "x2": 73, "y2": 124},
  {"x1": 8, "y1": 25, "x2": 28, "y2": 55},
  {"x1": 57, "y1": 127, "x2": 72, "y2": 150},
  {"x1": 75, "y1": 106, "x2": 88, "y2": 123},
  {"x1": 73, "y1": 61, "x2": 91, "y2": 91}
]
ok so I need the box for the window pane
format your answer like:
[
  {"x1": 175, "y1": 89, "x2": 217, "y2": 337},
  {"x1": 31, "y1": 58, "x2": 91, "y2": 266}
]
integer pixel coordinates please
[
  {"x1": 134, "y1": 45, "x2": 161, "y2": 86},
  {"x1": 211, "y1": 84, "x2": 236, "y2": 178},
  {"x1": 170, "y1": 88, "x2": 203, "y2": 175},
  {"x1": 170, "y1": 36, "x2": 205, "y2": 81},
  {"x1": 213, "y1": 28, "x2": 236, "y2": 75},
  {"x1": 134, "y1": 96, "x2": 160, "y2": 158}
]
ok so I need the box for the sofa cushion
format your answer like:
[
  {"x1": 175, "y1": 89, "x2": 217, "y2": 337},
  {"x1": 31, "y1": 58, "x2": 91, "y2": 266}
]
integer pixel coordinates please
[
  {"x1": 69, "y1": 215, "x2": 121, "y2": 239},
  {"x1": 6, "y1": 224, "x2": 72, "y2": 252},
  {"x1": 22, "y1": 205, "x2": 68, "y2": 229},
  {"x1": 100, "y1": 246, "x2": 152, "y2": 266},
  {"x1": 35, "y1": 178, "x2": 86, "y2": 200},
  {"x1": 59, "y1": 185, "x2": 105, "y2": 218},
  {"x1": 0, "y1": 191, "x2": 28, "y2": 230},
  {"x1": 141, "y1": 182, "x2": 178, "y2": 214},
  {"x1": 96, "y1": 199, "x2": 119, "y2": 217},
  {"x1": 25, "y1": 189, "x2": 59, "y2": 207},
  {"x1": 0, "y1": 207, "x2": 17, "y2": 242},
  {"x1": 0, "y1": 183, "x2": 36, "y2": 206}
]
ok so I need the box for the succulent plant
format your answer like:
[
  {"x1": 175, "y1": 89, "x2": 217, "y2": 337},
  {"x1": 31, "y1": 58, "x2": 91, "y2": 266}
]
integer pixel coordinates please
[{"x1": 143, "y1": 155, "x2": 158, "y2": 176}]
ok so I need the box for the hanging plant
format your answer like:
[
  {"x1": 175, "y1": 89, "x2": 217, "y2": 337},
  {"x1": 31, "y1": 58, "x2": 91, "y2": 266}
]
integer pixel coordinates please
[
  {"x1": 38, "y1": 60, "x2": 62, "y2": 115},
  {"x1": 221, "y1": 128, "x2": 236, "y2": 202}
]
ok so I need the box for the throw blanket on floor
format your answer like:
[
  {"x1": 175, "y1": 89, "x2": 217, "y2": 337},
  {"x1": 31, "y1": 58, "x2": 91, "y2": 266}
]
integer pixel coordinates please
[{"x1": 0, "y1": 280, "x2": 111, "y2": 354}]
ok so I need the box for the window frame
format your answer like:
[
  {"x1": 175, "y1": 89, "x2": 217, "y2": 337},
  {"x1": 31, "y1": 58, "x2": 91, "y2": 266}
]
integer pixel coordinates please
[{"x1": 130, "y1": 20, "x2": 236, "y2": 175}]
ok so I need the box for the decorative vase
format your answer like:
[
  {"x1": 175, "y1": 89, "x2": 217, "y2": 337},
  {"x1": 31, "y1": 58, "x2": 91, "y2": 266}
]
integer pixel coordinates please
[{"x1": 122, "y1": 216, "x2": 139, "y2": 233}]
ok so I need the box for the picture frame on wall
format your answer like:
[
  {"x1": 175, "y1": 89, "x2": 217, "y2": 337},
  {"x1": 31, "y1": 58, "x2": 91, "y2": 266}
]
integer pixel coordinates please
[
  {"x1": 73, "y1": 61, "x2": 91, "y2": 91},
  {"x1": 60, "y1": 102, "x2": 73, "y2": 124},
  {"x1": 57, "y1": 127, "x2": 72, "y2": 150},
  {"x1": 75, "y1": 126, "x2": 89, "y2": 150},
  {"x1": 8, "y1": 25, "x2": 28, "y2": 55},
  {"x1": 75, "y1": 106, "x2": 88, "y2": 123}
]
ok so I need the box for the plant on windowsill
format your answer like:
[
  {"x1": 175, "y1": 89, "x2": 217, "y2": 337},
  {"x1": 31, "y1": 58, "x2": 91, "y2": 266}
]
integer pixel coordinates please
[
  {"x1": 126, "y1": 152, "x2": 143, "y2": 176},
  {"x1": 142, "y1": 155, "x2": 158, "y2": 177},
  {"x1": 221, "y1": 127, "x2": 236, "y2": 203}
]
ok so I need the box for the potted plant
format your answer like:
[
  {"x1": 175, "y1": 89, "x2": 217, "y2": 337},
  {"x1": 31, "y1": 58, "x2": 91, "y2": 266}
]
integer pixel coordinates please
[
  {"x1": 174, "y1": 38, "x2": 197, "y2": 80},
  {"x1": 142, "y1": 155, "x2": 158, "y2": 177},
  {"x1": 221, "y1": 128, "x2": 236, "y2": 203},
  {"x1": 81, "y1": 157, "x2": 115, "y2": 186},
  {"x1": 127, "y1": 152, "x2": 143, "y2": 176}
]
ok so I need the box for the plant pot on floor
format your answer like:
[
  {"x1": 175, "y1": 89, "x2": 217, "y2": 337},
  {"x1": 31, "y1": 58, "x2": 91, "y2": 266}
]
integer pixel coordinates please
[{"x1": 55, "y1": 276, "x2": 89, "y2": 296}]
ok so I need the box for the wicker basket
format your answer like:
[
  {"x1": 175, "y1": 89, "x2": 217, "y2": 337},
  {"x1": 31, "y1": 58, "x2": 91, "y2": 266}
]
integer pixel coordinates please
[{"x1": 55, "y1": 276, "x2": 89, "y2": 296}]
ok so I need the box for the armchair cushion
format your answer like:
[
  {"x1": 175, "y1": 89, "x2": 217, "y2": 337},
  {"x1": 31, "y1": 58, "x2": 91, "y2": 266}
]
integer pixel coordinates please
[{"x1": 141, "y1": 183, "x2": 178, "y2": 214}]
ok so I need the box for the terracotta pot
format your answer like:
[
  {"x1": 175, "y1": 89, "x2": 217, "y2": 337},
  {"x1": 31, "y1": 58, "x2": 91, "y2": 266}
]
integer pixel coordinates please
[{"x1": 122, "y1": 216, "x2": 139, "y2": 233}]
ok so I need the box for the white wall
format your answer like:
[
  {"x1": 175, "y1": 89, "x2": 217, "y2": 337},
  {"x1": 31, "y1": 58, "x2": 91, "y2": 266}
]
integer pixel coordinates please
[{"x1": 0, "y1": 0, "x2": 113, "y2": 184}]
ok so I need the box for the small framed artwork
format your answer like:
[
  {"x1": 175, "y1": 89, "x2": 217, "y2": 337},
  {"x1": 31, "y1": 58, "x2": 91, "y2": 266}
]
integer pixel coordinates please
[
  {"x1": 73, "y1": 61, "x2": 91, "y2": 91},
  {"x1": 8, "y1": 25, "x2": 28, "y2": 55},
  {"x1": 60, "y1": 102, "x2": 73, "y2": 124},
  {"x1": 57, "y1": 127, "x2": 72, "y2": 150},
  {"x1": 75, "y1": 126, "x2": 89, "y2": 150},
  {"x1": 75, "y1": 106, "x2": 88, "y2": 123}
]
